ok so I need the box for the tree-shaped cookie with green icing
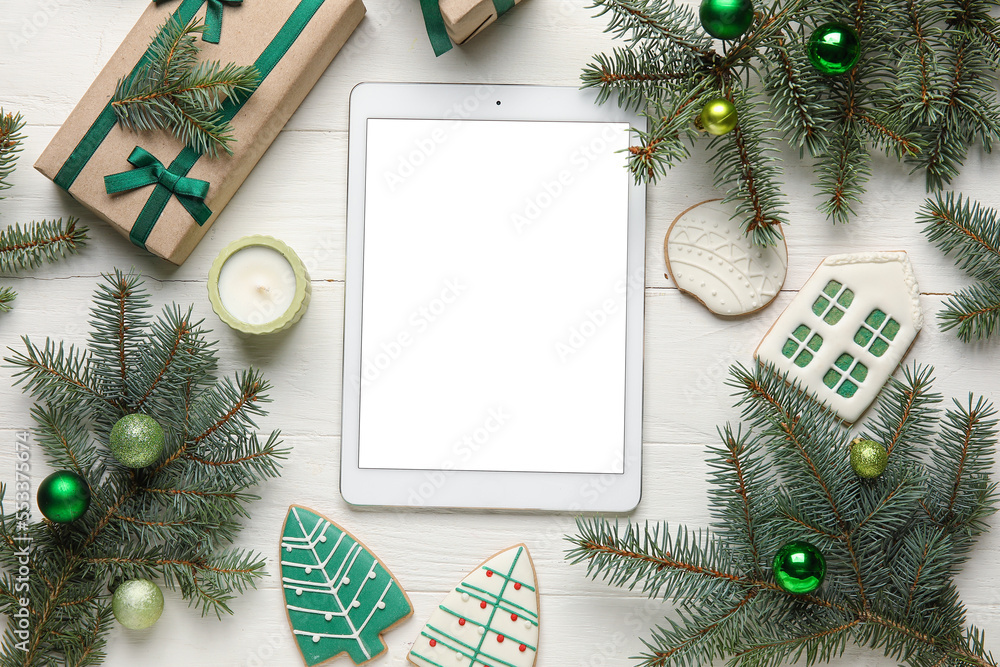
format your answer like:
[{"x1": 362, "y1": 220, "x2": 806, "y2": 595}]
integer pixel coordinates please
[{"x1": 280, "y1": 505, "x2": 413, "y2": 665}]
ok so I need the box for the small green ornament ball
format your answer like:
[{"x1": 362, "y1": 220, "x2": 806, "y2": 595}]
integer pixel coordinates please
[
  {"x1": 773, "y1": 541, "x2": 826, "y2": 594},
  {"x1": 808, "y1": 22, "x2": 862, "y2": 75},
  {"x1": 699, "y1": 0, "x2": 754, "y2": 40},
  {"x1": 110, "y1": 414, "x2": 165, "y2": 468},
  {"x1": 700, "y1": 98, "x2": 739, "y2": 136},
  {"x1": 37, "y1": 471, "x2": 91, "y2": 523},
  {"x1": 113, "y1": 579, "x2": 164, "y2": 630},
  {"x1": 851, "y1": 438, "x2": 888, "y2": 478}
]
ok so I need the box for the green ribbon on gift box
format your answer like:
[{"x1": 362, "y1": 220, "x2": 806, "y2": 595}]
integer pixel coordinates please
[
  {"x1": 105, "y1": 146, "x2": 213, "y2": 225},
  {"x1": 53, "y1": 0, "x2": 326, "y2": 252},
  {"x1": 420, "y1": 0, "x2": 515, "y2": 57},
  {"x1": 155, "y1": 0, "x2": 243, "y2": 43}
]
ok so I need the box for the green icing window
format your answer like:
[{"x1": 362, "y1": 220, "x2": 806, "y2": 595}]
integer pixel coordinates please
[
  {"x1": 782, "y1": 324, "x2": 823, "y2": 368},
  {"x1": 854, "y1": 309, "x2": 900, "y2": 358},
  {"x1": 812, "y1": 281, "x2": 854, "y2": 326},
  {"x1": 823, "y1": 352, "x2": 867, "y2": 398}
]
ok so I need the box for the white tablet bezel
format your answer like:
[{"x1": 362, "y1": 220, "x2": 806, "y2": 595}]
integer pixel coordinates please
[{"x1": 341, "y1": 83, "x2": 645, "y2": 511}]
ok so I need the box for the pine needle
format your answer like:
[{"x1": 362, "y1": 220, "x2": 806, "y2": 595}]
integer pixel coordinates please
[
  {"x1": 0, "y1": 218, "x2": 89, "y2": 274},
  {"x1": 111, "y1": 16, "x2": 260, "y2": 157}
]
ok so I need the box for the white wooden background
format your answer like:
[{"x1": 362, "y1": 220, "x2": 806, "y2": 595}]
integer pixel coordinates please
[{"x1": 2, "y1": 0, "x2": 1000, "y2": 665}]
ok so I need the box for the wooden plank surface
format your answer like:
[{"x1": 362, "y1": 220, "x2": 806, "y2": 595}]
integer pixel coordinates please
[{"x1": 2, "y1": 0, "x2": 999, "y2": 664}]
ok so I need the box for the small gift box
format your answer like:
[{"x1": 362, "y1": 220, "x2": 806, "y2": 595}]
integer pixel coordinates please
[
  {"x1": 421, "y1": 0, "x2": 525, "y2": 56},
  {"x1": 35, "y1": 0, "x2": 365, "y2": 265}
]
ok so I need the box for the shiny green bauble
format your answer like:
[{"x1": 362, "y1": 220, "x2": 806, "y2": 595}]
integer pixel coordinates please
[
  {"x1": 113, "y1": 579, "x2": 164, "y2": 630},
  {"x1": 699, "y1": 0, "x2": 754, "y2": 40},
  {"x1": 110, "y1": 413, "x2": 165, "y2": 468},
  {"x1": 37, "y1": 471, "x2": 91, "y2": 523},
  {"x1": 773, "y1": 541, "x2": 826, "y2": 594},
  {"x1": 808, "y1": 22, "x2": 862, "y2": 75},
  {"x1": 851, "y1": 437, "x2": 888, "y2": 479},
  {"x1": 699, "y1": 98, "x2": 739, "y2": 136}
]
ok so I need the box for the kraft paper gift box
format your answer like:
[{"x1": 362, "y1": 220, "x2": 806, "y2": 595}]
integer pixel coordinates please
[
  {"x1": 440, "y1": 0, "x2": 524, "y2": 44},
  {"x1": 35, "y1": 0, "x2": 365, "y2": 265},
  {"x1": 422, "y1": 0, "x2": 525, "y2": 55}
]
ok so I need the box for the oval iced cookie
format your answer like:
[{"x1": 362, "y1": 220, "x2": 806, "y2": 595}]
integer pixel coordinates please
[
  {"x1": 408, "y1": 544, "x2": 539, "y2": 667},
  {"x1": 664, "y1": 199, "x2": 788, "y2": 316}
]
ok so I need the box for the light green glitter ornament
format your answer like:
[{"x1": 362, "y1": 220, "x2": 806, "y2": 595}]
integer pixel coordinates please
[
  {"x1": 850, "y1": 437, "x2": 888, "y2": 478},
  {"x1": 110, "y1": 414, "x2": 165, "y2": 468},
  {"x1": 112, "y1": 579, "x2": 164, "y2": 630}
]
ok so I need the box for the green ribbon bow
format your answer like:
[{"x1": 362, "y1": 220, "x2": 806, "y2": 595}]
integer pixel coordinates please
[
  {"x1": 105, "y1": 147, "x2": 213, "y2": 226},
  {"x1": 420, "y1": 0, "x2": 514, "y2": 56},
  {"x1": 156, "y1": 0, "x2": 242, "y2": 43}
]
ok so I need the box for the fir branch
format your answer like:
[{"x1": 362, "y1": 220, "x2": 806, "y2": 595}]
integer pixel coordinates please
[
  {"x1": 708, "y1": 91, "x2": 788, "y2": 245},
  {"x1": 111, "y1": 16, "x2": 260, "y2": 157},
  {"x1": 0, "y1": 218, "x2": 88, "y2": 274},
  {"x1": 0, "y1": 271, "x2": 284, "y2": 665},
  {"x1": 0, "y1": 111, "x2": 25, "y2": 197},
  {"x1": 568, "y1": 363, "x2": 1000, "y2": 667},
  {"x1": 0, "y1": 288, "x2": 15, "y2": 313},
  {"x1": 918, "y1": 193, "x2": 1000, "y2": 341}
]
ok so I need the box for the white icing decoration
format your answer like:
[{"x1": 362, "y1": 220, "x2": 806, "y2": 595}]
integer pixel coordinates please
[
  {"x1": 407, "y1": 545, "x2": 540, "y2": 667},
  {"x1": 313, "y1": 635, "x2": 321, "y2": 643},
  {"x1": 295, "y1": 588, "x2": 303, "y2": 596},
  {"x1": 755, "y1": 251, "x2": 922, "y2": 423},
  {"x1": 342, "y1": 577, "x2": 350, "y2": 585},
  {"x1": 325, "y1": 612, "x2": 333, "y2": 621},
  {"x1": 368, "y1": 572, "x2": 376, "y2": 580},
  {"x1": 666, "y1": 200, "x2": 788, "y2": 316},
  {"x1": 377, "y1": 601, "x2": 385, "y2": 610},
  {"x1": 304, "y1": 566, "x2": 312, "y2": 574}
]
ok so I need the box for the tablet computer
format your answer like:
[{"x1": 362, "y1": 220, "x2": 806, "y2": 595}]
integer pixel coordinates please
[{"x1": 341, "y1": 83, "x2": 645, "y2": 511}]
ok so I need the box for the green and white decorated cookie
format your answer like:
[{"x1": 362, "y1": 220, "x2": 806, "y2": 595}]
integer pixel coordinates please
[
  {"x1": 280, "y1": 505, "x2": 412, "y2": 665},
  {"x1": 408, "y1": 544, "x2": 540, "y2": 667}
]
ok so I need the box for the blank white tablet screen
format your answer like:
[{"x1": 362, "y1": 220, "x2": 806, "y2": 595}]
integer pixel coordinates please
[{"x1": 358, "y1": 118, "x2": 631, "y2": 474}]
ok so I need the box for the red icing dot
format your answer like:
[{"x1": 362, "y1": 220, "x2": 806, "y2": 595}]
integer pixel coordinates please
[
  {"x1": 497, "y1": 635, "x2": 505, "y2": 643},
  {"x1": 480, "y1": 601, "x2": 488, "y2": 609},
  {"x1": 458, "y1": 618, "x2": 466, "y2": 626},
  {"x1": 519, "y1": 645, "x2": 527, "y2": 653},
  {"x1": 486, "y1": 570, "x2": 493, "y2": 577},
  {"x1": 510, "y1": 613, "x2": 518, "y2": 621},
  {"x1": 514, "y1": 582, "x2": 521, "y2": 590},
  {"x1": 428, "y1": 639, "x2": 437, "y2": 648}
]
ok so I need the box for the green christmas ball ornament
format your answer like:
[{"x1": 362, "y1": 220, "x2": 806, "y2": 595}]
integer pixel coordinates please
[
  {"x1": 110, "y1": 413, "x2": 165, "y2": 468},
  {"x1": 773, "y1": 541, "x2": 826, "y2": 594},
  {"x1": 699, "y1": 0, "x2": 754, "y2": 40},
  {"x1": 808, "y1": 22, "x2": 862, "y2": 75},
  {"x1": 699, "y1": 98, "x2": 739, "y2": 136},
  {"x1": 113, "y1": 579, "x2": 164, "y2": 630},
  {"x1": 851, "y1": 437, "x2": 888, "y2": 479},
  {"x1": 37, "y1": 471, "x2": 91, "y2": 523}
]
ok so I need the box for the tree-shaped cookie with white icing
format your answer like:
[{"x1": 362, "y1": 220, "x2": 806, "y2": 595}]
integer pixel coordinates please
[
  {"x1": 408, "y1": 544, "x2": 540, "y2": 667},
  {"x1": 280, "y1": 505, "x2": 413, "y2": 665}
]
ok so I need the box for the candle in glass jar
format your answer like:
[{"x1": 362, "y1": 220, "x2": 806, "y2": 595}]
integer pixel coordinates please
[{"x1": 208, "y1": 236, "x2": 311, "y2": 334}]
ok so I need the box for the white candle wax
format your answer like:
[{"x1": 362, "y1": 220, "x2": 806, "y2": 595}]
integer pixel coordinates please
[{"x1": 217, "y1": 245, "x2": 297, "y2": 325}]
